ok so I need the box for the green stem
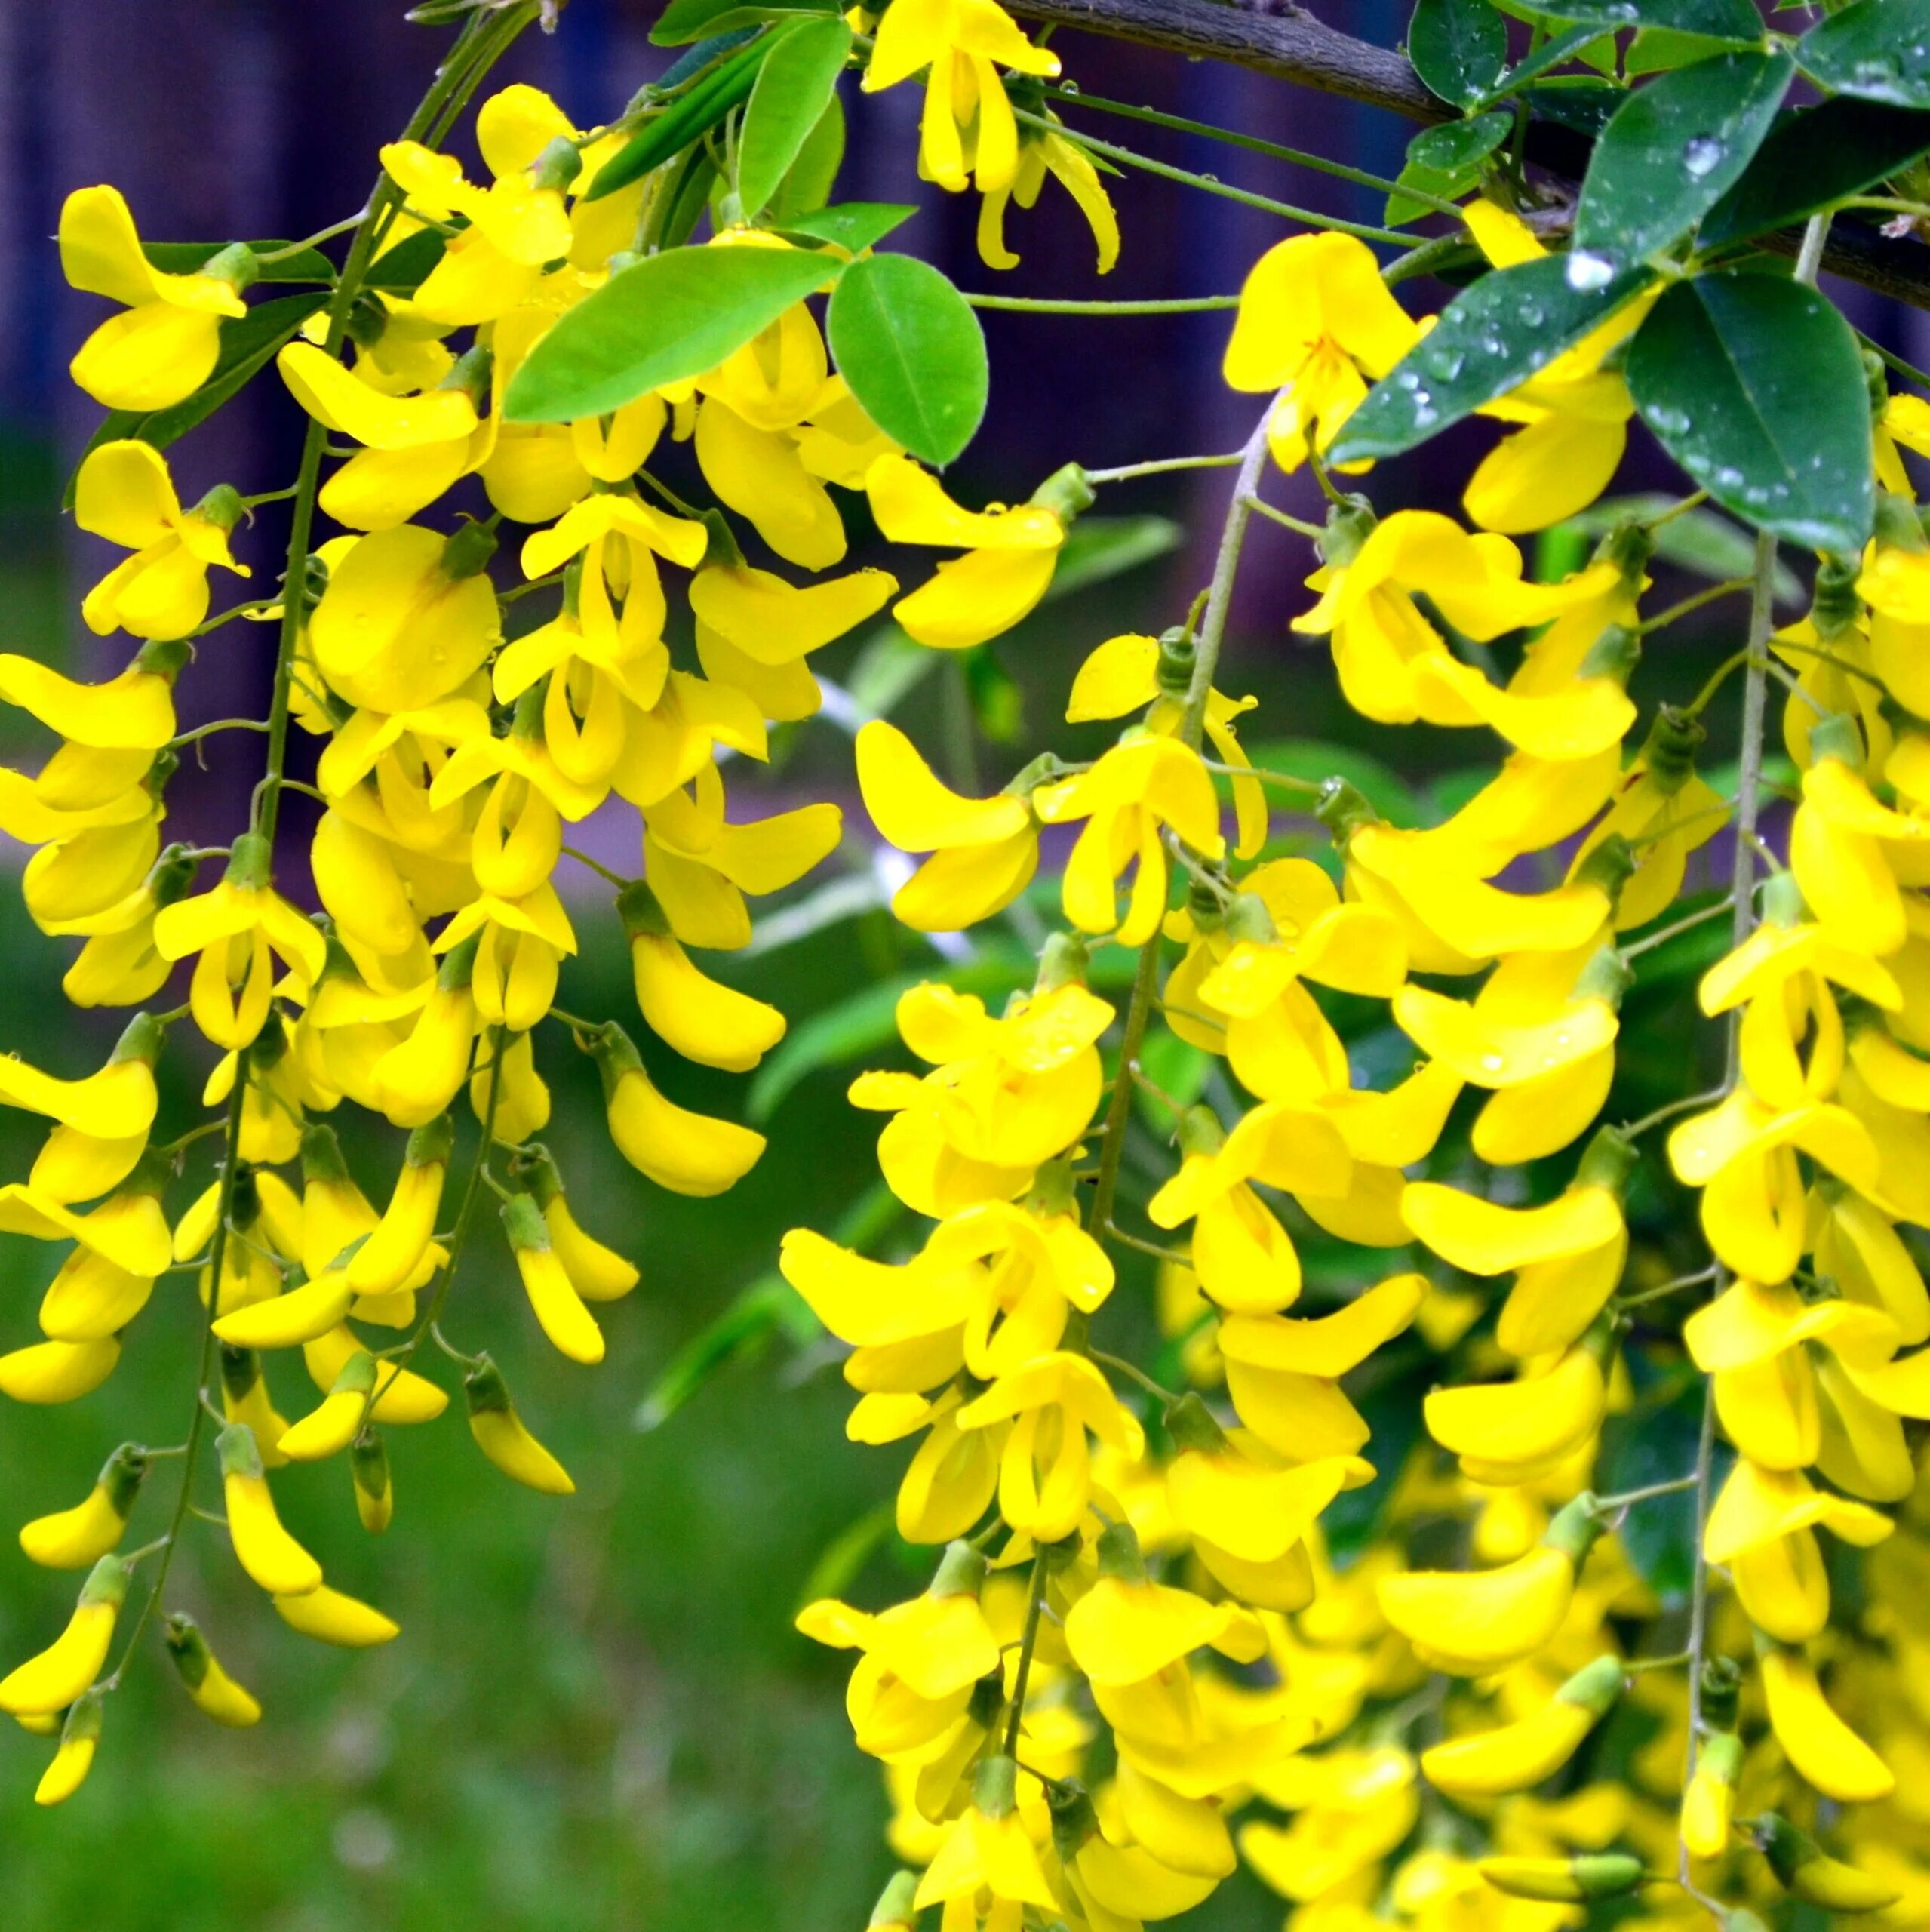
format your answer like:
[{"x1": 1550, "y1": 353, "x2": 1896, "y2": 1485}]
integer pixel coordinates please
[
  {"x1": 1180, "y1": 398, "x2": 1274, "y2": 746},
  {"x1": 104, "y1": 1073, "x2": 248, "y2": 1688},
  {"x1": 1049, "y1": 87, "x2": 1464, "y2": 216},
  {"x1": 1013, "y1": 108, "x2": 1411, "y2": 248},
  {"x1": 364, "y1": 1023, "x2": 510, "y2": 1429},
  {"x1": 1002, "y1": 1554, "x2": 1050, "y2": 1757},
  {"x1": 1086, "y1": 451, "x2": 1244, "y2": 484}
]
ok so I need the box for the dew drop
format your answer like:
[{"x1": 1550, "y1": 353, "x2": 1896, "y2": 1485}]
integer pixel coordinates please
[
  {"x1": 1682, "y1": 135, "x2": 1726, "y2": 180},
  {"x1": 1565, "y1": 251, "x2": 1615, "y2": 291}
]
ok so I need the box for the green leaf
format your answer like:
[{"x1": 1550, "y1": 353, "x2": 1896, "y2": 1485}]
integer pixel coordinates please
[
  {"x1": 1797, "y1": 0, "x2": 1930, "y2": 108},
  {"x1": 1540, "y1": 0, "x2": 1763, "y2": 42},
  {"x1": 1522, "y1": 78, "x2": 1628, "y2": 134},
  {"x1": 586, "y1": 34, "x2": 774, "y2": 202},
  {"x1": 69, "y1": 291, "x2": 328, "y2": 496},
  {"x1": 1701, "y1": 97, "x2": 1930, "y2": 246},
  {"x1": 1328, "y1": 253, "x2": 1649, "y2": 465},
  {"x1": 1047, "y1": 515, "x2": 1183, "y2": 598},
  {"x1": 1626, "y1": 269, "x2": 1874, "y2": 555},
  {"x1": 363, "y1": 226, "x2": 447, "y2": 294},
  {"x1": 505, "y1": 245, "x2": 842, "y2": 423},
  {"x1": 1478, "y1": 21, "x2": 1614, "y2": 101},
  {"x1": 1574, "y1": 47, "x2": 1792, "y2": 267},
  {"x1": 1388, "y1": 111, "x2": 1511, "y2": 222},
  {"x1": 1409, "y1": 0, "x2": 1511, "y2": 109},
  {"x1": 632, "y1": 1278, "x2": 823, "y2": 1432},
  {"x1": 738, "y1": 17, "x2": 853, "y2": 217},
  {"x1": 773, "y1": 199, "x2": 914, "y2": 254},
  {"x1": 825, "y1": 254, "x2": 987, "y2": 466},
  {"x1": 766, "y1": 94, "x2": 847, "y2": 223},
  {"x1": 652, "y1": 0, "x2": 834, "y2": 45},
  {"x1": 140, "y1": 241, "x2": 335, "y2": 284}
]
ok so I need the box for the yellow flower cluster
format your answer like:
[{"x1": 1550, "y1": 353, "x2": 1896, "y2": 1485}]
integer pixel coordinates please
[
  {"x1": 0, "y1": 49, "x2": 1099, "y2": 1803},
  {"x1": 792, "y1": 201, "x2": 1930, "y2": 1929}
]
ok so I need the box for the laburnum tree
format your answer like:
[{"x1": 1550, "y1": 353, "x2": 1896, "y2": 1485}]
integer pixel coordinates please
[{"x1": 11, "y1": 0, "x2": 1930, "y2": 1923}]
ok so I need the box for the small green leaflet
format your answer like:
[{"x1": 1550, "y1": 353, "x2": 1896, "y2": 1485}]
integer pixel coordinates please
[
  {"x1": 1327, "y1": 252, "x2": 1649, "y2": 465},
  {"x1": 1538, "y1": 0, "x2": 1763, "y2": 42},
  {"x1": 1388, "y1": 111, "x2": 1511, "y2": 223},
  {"x1": 1408, "y1": 0, "x2": 1511, "y2": 109},
  {"x1": 737, "y1": 17, "x2": 853, "y2": 217},
  {"x1": 68, "y1": 291, "x2": 329, "y2": 498},
  {"x1": 650, "y1": 0, "x2": 835, "y2": 45},
  {"x1": 1626, "y1": 269, "x2": 1874, "y2": 556},
  {"x1": 140, "y1": 241, "x2": 334, "y2": 285},
  {"x1": 1701, "y1": 97, "x2": 1930, "y2": 246},
  {"x1": 1573, "y1": 46, "x2": 1792, "y2": 266},
  {"x1": 585, "y1": 32, "x2": 773, "y2": 202},
  {"x1": 825, "y1": 254, "x2": 987, "y2": 466},
  {"x1": 766, "y1": 94, "x2": 847, "y2": 224},
  {"x1": 775, "y1": 201, "x2": 915, "y2": 253},
  {"x1": 1477, "y1": 22, "x2": 1612, "y2": 103},
  {"x1": 1797, "y1": 0, "x2": 1930, "y2": 109},
  {"x1": 505, "y1": 245, "x2": 840, "y2": 423}
]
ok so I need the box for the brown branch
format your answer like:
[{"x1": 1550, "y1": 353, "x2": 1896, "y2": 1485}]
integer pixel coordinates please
[
  {"x1": 1011, "y1": 0, "x2": 1930, "y2": 314},
  {"x1": 1013, "y1": 0, "x2": 1446, "y2": 118}
]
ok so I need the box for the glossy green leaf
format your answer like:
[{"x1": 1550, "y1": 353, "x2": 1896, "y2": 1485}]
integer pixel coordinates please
[
  {"x1": 826, "y1": 254, "x2": 986, "y2": 466},
  {"x1": 773, "y1": 199, "x2": 914, "y2": 254},
  {"x1": 505, "y1": 245, "x2": 841, "y2": 423},
  {"x1": 737, "y1": 17, "x2": 853, "y2": 217},
  {"x1": 69, "y1": 291, "x2": 329, "y2": 495},
  {"x1": 1388, "y1": 111, "x2": 1511, "y2": 222},
  {"x1": 1328, "y1": 253, "x2": 1649, "y2": 464},
  {"x1": 140, "y1": 241, "x2": 335, "y2": 284},
  {"x1": 1797, "y1": 0, "x2": 1930, "y2": 107},
  {"x1": 1574, "y1": 47, "x2": 1792, "y2": 266},
  {"x1": 765, "y1": 93, "x2": 847, "y2": 223},
  {"x1": 651, "y1": 0, "x2": 834, "y2": 45},
  {"x1": 1409, "y1": 0, "x2": 1510, "y2": 109},
  {"x1": 1477, "y1": 21, "x2": 1612, "y2": 101},
  {"x1": 363, "y1": 226, "x2": 446, "y2": 294},
  {"x1": 585, "y1": 35, "x2": 773, "y2": 201},
  {"x1": 1626, "y1": 269, "x2": 1874, "y2": 555},
  {"x1": 1541, "y1": 0, "x2": 1763, "y2": 41},
  {"x1": 1701, "y1": 97, "x2": 1930, "y2": 245}
]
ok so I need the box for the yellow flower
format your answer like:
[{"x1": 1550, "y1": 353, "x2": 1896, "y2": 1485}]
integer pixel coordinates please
[
  {"x1": 19, "y1": 1444, "x2": 146, "y2": 1571},
  {"x1": 976, "y1": 105, "x2": 1119, "y2": 274},
  {"x1": 954, "y1": 1349, "x2": 1142, "y2": 1540},
  {"x1": 0, "y1": 1553, "x2": 128, "y2": 1715},
  {"x1": 464, "y1": 1352, "x2": 575, "y2": 1495},
  {"x1": 1222, "y1": 232, "x2": 1421, "y2": 472},
  {"x1": 153, "y1": 834, "x2": 330, "y2": 1050},
  {"x1": 1376, "y1": 1494, "x2": 1603, "y2": 1677},
  {"x1": 309, "y1": 521, "x2": 504, "y2": 715},
  {"x1": 75, "y1": 441, "x2": 249, "y2": 641},
  {"x1": 856, "y1": 720, "x2": 1040, "y2": 931},
  {"x1": 1066, "y1": 630, "x2": 1267, "y2": 857},
  {"x1": 1703, "y1": 1458, "x2": 1891, "y2": 1641},
  {"x1": 164, "y1": 1614, "x2": 262, "y2": 1728},
  {"x1": 60, "y1": 186, "x2": 248, "y2": 409},
  {"x1": 862, "y1": 0, "x2": 1061, "y2": 195},
  {"x1": 378, "y1": 91, "x2": 579, "y2": 325},
  {"x1": 1403, "y1": 1128, "x2": 1633, "y2": 1359},
  {"x1": 1420, "y1": 1654, "x2": 1623, "y2": 1799},
  {"x1": 579, "y1": 1019, "x2": 765, "y2": 1198},
  {"x1": 1457, "y1": 204, "x2": 1654, "y2": 534},
  {"x1": 866, "y1": 452, "x2": 1080, "y2": 649},
  {"x1": 1146, "y1": 1103, "x2": 1351, "y2": 1313},
  {"x1": 1034, "y1": 736, "x2": 1224, "y2": 945},
  {"x1": 278, "y1": 340, "x2": 485, "y2": 531},
  {"x1": 1293, "y1": 510, "x2": 1631, "y2": 750}
]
